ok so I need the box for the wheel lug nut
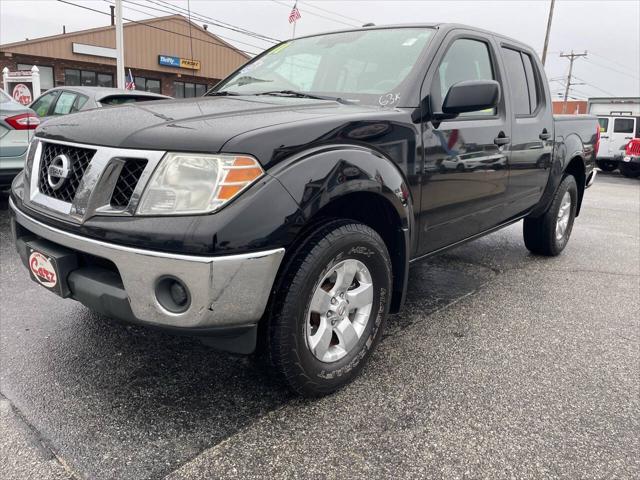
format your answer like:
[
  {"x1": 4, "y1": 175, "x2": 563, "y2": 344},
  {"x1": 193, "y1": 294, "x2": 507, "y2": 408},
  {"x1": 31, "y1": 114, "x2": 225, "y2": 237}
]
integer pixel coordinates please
[{"x1": 331, "y1": 297, "x2": 337, "y2": 305}]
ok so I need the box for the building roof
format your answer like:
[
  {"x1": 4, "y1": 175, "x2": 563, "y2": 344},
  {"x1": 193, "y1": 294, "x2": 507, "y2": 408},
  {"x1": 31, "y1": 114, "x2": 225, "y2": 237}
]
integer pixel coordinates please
[{"x1": 0, "y1": 14, "x2": 249, "y2": 80}]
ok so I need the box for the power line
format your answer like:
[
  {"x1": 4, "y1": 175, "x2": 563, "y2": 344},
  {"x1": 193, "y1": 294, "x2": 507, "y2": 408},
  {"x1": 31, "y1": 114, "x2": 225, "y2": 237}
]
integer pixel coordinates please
[
  {"x1": 270, "y1": 0, "x2": 359, "y2": 28},
  {"x1": 583, "y1": 57, "x2": 640, "y2": 80},
  {"x1": 590, "y1": 51, "x2": 640, "y2": 77},
  {"x1": 110, "y1": 0, "x2": 269, "y2": 50},
  {"x1": 58, "y1": 0, "x2": 259, "y2": 56},
  {"x1": 571, "y1": 75, "x2": 617, "y2": 97},
  {"x1": 300, "y1": 0, "x2": 366, "y2": 25},
  {"x1": 148, "y1": 0, "x2": 280, "y2": 43}
]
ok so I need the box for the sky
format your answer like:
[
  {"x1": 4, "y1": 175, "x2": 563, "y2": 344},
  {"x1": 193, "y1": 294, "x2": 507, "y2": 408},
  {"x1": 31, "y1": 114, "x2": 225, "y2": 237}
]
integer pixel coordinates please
[{"x1": 1, "y1": 0, "x2": 639, "y2": 98}]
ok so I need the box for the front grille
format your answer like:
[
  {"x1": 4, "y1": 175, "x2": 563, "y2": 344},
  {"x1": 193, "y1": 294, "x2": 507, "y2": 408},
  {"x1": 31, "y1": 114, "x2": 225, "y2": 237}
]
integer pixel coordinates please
[
  {"x1": 110, "y1": 159, "x2": 148, "y2": 208},
  {"x1": 38, "y1": 142, "x2": 96, "y2": 202}
]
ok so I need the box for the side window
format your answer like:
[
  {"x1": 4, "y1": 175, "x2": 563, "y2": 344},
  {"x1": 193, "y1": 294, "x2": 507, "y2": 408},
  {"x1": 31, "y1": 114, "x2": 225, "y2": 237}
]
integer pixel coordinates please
[
  {"x1": 74, "y1": 95, "x2": 89, "y2": 111},
  {"x1": 52, "y1": 92, "x2": 78, "y2": 115},
  {"x1": 30, "y1": 91, "x2": 58, "y2": 116},
  {"x1": 502, "y1": 48, "x2": 530, "y2": 115},
  {"x1": 613, "y1": 118, "x2": 634, "y2": 133},
  {"x1": 435, "y1": 38, "x2": 496, "y2": 116},
  {"x1": 598, "y1": 117, "x2": 609, "y2": 133},
  {"x1": 521, "y1": 53, "x2": 539, "y2": 113}
]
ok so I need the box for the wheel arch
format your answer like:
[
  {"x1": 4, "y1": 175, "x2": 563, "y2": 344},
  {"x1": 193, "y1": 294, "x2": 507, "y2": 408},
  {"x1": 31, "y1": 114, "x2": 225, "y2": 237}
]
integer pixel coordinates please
[
  {"x1": 271, "y1": 145, "x2": 414, "y2": 314},
  {"x1": 564, "y1": 155, "x2": 586, "y2": 216}
]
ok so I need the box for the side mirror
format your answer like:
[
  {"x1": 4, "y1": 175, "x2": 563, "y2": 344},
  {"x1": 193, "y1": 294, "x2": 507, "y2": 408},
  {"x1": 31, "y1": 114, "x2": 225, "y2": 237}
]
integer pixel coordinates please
[{"x1": 441, "y1": 80, "x2": 500, "y2": 116}]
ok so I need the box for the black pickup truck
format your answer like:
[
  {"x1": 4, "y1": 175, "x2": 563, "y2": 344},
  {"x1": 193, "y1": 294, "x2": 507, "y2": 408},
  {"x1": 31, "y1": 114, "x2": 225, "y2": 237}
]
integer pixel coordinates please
[{"x1": 10, "y1": 24, "x2": 599, "y2": 396}]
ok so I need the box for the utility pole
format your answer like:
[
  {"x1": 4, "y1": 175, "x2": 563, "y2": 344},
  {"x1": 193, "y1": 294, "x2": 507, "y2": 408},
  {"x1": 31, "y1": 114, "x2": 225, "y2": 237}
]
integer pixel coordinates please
[
  {"x1": 115, "y1": 0, "x2": 125, "y2": 89},
  {"x1": 560, "y1": 50, "x2": 587, "y2": 113},
  {"x1": 541, "y1": 0, "x2": 555, "y2": 65}
]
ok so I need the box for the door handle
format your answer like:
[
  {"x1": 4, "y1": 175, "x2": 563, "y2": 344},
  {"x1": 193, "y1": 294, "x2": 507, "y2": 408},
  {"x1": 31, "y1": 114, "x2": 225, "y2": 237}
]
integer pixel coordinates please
[
  {"x1": 539, "y1": 129, "x2": 551, "y2": 141},
  {"x1": 624, "y1": 136, "x2": 633, "y2": 139},
  {"x1": 601, "y1": 135, "x2": 609, "y2": 139},
  {"x1": 494, "y1": 132, "x2": 510, "y2": 146}
]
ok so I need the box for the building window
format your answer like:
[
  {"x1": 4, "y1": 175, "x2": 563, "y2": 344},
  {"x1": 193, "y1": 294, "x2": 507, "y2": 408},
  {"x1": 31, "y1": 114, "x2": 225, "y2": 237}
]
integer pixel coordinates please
[
  {"x1": 65, "y1": 69, "x2": 113, "y2": 88},
  {"x1": 97, "y1": 73, "x2": 113, "y2": 87},
  {"x1": 174, "y1": 81, "x2": 208, "y2": 98},
  {"x1": 18, "y1": 63, "x2": 54, "y2": 90},
  {"x1": 134, "y1": 76, "x2": 161, "y2": 94}
]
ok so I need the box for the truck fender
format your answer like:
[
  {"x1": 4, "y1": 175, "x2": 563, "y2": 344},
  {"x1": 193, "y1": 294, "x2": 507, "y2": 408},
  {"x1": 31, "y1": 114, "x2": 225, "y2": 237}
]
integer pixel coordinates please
[
  {"x1": 269, "y1": 144, "x2": 413, "y2": 313},
  {"x1": 529, "y1": 134, "x2": 586, "y2": 218}
]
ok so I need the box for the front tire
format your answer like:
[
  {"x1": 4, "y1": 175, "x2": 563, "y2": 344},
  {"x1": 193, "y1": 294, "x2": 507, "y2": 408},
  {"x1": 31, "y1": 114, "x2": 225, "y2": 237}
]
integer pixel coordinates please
[
  {"x1": 267, "y1": 221, "x2": 392, "y2": 397},
  {"x1": 523, "y1": 175, "x2": 578, "y2": 256}
]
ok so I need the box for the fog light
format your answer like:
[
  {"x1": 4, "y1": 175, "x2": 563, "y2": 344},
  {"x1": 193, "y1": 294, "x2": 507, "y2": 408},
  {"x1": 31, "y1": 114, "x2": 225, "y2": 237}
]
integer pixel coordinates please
[{"x1": 155, "y1": 276, "x2": 191, "y2": 313}]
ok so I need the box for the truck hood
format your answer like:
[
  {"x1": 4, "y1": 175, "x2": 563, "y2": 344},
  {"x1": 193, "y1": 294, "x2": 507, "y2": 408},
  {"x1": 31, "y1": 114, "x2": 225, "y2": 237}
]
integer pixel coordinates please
[{"x1": 35, "y1": 95, "x2": 377, "y2": 152}]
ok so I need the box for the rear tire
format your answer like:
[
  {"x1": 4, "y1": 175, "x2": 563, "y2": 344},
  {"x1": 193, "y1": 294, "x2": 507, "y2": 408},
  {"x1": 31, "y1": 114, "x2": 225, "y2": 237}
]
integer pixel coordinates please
[
  {"x1": 619, "y1": 162, "x2": 640, "y2": 178},
  {"x1": 267, "y1": 220, "x2": 391, "y2": 397},
  {"x1": 523, "y1": 175, "x2": 578, "y2": 256},
  {"x1": 597, "y1": 160, "x2": 617, "y2": 172}
]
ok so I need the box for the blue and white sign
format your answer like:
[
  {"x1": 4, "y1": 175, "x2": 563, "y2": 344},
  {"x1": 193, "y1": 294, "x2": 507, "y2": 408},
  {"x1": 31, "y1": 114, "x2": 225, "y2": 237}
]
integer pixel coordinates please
[{"x1": 158, "y1": 55, "x2": 181, "y2": 68}]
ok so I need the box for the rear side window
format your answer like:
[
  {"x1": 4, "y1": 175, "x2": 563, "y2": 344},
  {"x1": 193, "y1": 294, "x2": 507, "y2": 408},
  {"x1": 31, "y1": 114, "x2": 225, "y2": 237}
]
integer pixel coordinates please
[
  {"x1": 502, "y1": 47, "x2": 539, "y2": 115},
  {"x1": 52, "y1": 91, "x2": 78, "y2": 115},
  {"x1": 502, "y1": 48, "x2": 530, "y2": 115},
  {"x1": 435, "y1": 38, "x2": 496, "y2": 116},
  {"x1": 521, "y1": 53, "x2": 539, "y2": 113},
  {"x1": 598, "y1": 117, "x2": 609, "y2": 132},
  {"x1": 614, "y1": 118, "x2": 634, "y2": 133}
]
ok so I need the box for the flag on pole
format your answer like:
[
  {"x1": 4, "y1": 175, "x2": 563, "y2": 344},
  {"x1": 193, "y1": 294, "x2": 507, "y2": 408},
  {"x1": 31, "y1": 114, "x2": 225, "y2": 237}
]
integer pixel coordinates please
[
  {"x1": 125, "y1": 69, "x2": 135, "y2": 90},
  {"x1": 289, "y1": 2, "x2": 301, "y2": 24}
]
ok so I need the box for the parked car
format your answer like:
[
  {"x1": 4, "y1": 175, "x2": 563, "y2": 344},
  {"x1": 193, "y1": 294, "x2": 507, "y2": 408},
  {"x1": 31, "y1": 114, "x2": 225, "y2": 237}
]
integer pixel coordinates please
[
  {"x1": 9, "y1": 24, "x2": 599, "y2": 396},
  {"x1": 0, "y1": 89, "x2": 39, "y2": 188},
  {"x1": 595, "y1": 115, "x2": 640, "y2": 171},
  {"x1": 29, "y1": 86, "x2": 170, "y2": 119},
  {"x1": 619, "y1": 138, "x2": 640, "y2": 178}
]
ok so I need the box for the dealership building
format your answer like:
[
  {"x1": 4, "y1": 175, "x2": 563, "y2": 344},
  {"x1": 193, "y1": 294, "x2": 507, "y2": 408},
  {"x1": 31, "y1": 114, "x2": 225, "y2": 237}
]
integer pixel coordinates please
[{"x1": 0, "y1": 14, "x2": 249, "y2": 98}]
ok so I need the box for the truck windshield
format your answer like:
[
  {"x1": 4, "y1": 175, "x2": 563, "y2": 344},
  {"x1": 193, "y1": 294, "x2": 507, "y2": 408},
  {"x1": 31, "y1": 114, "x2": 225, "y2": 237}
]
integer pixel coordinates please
[{"x1": 212, "y1": 28, "x2": 435, "y2": 105}]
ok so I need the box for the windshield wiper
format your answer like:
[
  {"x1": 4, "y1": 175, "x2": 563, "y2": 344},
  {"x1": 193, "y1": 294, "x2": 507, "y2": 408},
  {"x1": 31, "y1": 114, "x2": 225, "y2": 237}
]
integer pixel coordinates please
[
  {"x1": 205, "y1": 91, "x2": 241, "y2": 97},
  {"x1": 255, "y1": 90, "x2": 352, "y2": 104}
]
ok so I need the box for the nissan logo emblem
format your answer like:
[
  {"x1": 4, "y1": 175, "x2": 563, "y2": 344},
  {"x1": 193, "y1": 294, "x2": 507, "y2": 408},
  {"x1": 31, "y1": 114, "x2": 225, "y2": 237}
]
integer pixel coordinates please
[{"x1": 47, "y1": 154, "x2": 72, "y2": 191}]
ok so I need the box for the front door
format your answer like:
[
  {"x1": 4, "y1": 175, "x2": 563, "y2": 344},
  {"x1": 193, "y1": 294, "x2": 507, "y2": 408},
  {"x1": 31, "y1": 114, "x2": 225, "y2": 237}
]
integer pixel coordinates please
[{"x1": 418, "y1": 32, "x2": 510, "y2": 255}]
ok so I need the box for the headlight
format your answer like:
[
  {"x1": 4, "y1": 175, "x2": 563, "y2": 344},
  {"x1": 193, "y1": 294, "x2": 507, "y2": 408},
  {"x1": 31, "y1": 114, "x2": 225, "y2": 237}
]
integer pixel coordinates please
[{"x1": 137, "y1": 152, "x2": 264, "y2": 215}]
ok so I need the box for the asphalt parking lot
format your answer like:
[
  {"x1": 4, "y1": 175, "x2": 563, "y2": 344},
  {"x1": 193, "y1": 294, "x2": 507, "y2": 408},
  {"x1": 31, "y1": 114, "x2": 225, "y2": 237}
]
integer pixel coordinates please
[{"x1": 1, "y1": 172, "x2": 638, "y2": 480}]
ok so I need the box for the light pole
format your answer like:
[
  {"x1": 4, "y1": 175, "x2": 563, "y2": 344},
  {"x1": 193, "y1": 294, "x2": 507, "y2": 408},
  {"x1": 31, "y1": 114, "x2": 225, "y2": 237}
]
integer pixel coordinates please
[{"x1": 115, "y1": 0, "x2": 125, "y2": 89}]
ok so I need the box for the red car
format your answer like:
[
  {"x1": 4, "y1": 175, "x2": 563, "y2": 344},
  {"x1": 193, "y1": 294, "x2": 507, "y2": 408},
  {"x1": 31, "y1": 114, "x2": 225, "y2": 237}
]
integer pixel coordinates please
[{"x1": 620, "y1": 139, "x2": 640, "y2": 178}]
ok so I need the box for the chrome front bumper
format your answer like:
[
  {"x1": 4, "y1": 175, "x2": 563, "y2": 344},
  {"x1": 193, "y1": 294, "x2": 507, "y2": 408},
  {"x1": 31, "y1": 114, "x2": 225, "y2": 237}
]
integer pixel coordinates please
[{"x1": 10, "y1": 198, "x2": 284, "y2": 329}]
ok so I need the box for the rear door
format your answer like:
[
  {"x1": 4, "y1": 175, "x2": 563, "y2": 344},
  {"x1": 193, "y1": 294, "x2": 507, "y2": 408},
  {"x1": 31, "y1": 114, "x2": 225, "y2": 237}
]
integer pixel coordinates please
[
  {"x1": 418, "y1": 30, "x2": 510, "y2": 255},
  {"x1": 499, "y1": 44, "x2": 553, "y2": 218},
  {"x1": 609, "y1": 117, "x2": 636, "y2": 156}
]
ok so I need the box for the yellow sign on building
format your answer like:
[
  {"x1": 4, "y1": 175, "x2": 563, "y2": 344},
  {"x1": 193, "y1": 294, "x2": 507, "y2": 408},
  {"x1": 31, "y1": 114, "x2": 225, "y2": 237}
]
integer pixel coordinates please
[{"x1": 179, "y1": 58, "x2": 201, "y2": 70}]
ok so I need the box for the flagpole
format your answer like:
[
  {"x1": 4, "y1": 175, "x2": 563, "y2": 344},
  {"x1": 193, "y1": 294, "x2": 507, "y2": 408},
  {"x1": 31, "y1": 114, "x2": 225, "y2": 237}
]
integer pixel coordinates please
[{"x1": 292, "y1": 20, "x2": 296, "y2": 39}]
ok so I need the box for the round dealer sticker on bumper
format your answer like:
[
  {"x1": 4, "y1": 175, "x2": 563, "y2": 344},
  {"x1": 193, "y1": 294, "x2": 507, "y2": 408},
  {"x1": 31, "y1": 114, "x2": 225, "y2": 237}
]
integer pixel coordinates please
[{"x1": 29, "y1": 251, "x2": 57, "y2": 288}]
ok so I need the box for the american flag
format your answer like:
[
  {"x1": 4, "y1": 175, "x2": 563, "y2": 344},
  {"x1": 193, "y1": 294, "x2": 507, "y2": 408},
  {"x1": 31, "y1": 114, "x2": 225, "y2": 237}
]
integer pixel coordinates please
[
  {"x1": 125, "y1": 69, "x2": 135, "y2": 90},
  {"x1": 289, "y1": 2, "x2": 301, "y2": 24}
]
